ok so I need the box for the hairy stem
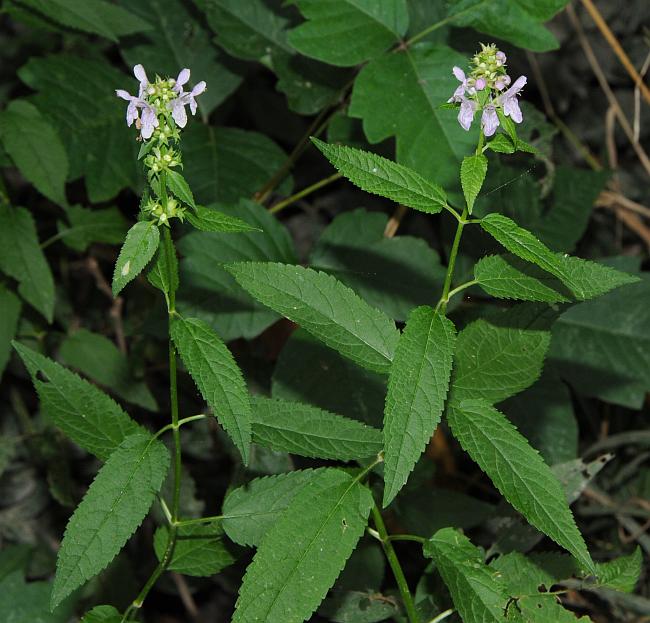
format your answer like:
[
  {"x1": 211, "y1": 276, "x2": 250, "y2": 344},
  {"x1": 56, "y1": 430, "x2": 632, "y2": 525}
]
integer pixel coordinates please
[{"x1": 371, "y1": 504, "x2": 420, "y2": 623}]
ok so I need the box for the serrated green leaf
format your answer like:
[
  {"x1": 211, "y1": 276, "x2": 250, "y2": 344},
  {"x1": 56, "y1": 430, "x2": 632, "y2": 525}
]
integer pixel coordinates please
[
  {"x1": 186, "y1": 204, "x2": 260, "y2": 233},
  {"x1": 349, "y1": 44, "x2": 478, "y2": 189},
  {"x1": 171, "y1": 316, "x2": 251, "y2": 464},
  {"x1": 595, "y1": 547, "x2": 642, "y2": 593},
  {"x1": 166, "y1": 169, "x2": 196, "y2": 210},
  {"x1": 51, "y1": 433, "x2": 170, "y2": 608},
  {"x1": 222, "y1": 469, "x2": 322, "y2": 547},
  {"x1": 423, "y1": 528, "x2": 510, "y2": 623},
  {"x1": 0, "y1": 285, "x2": 21, "y2": 380},
  {"x1": 447, "y1": 398, "x2": 594, "y2": 573},
  {"x1": 153, "y1": 522, "x2": 235, "y2": 577},
  {"x1": 59, "y1": 329, "x2": 157, "y2": 411},
  {"x1": 58, "y1": 205, "x2": 130, "y2": 252},
  {"x1": 80, "y1": 605, "x2": 122, "y2": 623},
  {"x1": 383, "y1": 307, "x2": 455, "y2": 506},
  {"x1": 449, "y1": 306, "x2": 551, "y2": 406},
  {"x1": 112, "y1": 221, "x2": 160, "y2": 296},
  {"x1": 288, "y1": 0, "x2": 409, "y2": 66},
  {"x1": 486, "y1": 134, "x2": 516, "y2": 153},
  {"x1": 13, "y1": 342, "x2": 142, "y2": 460},
  {"x1": 0, "y1": 100, "x2": 68, "y2": 207},
  {"x1": 0, "y1": 203, "x2": 55, "y2": 322},
  {"x1": 460, "y1": 153, "x2": 488, "y2": 214},
  {"x1": 232, "y1": 469, "x2": 373, "y2": 623},
  {"x1": 310, "y1": 208, "x2": 445, "y2": 321},
  {"x1": 226, "y1": 262, "x2": 399, "y2": 374},
  {"x1": 147, "y1": 228, "x2": 179, "y2": 304},
  {"x1": 557, "y1": 255, "x2": 640, "y2": 300},
  {"x1": 312, "y1": 139, "x2": 447, "y2": 214},
  {"x1": 252, "y1": 397, "x2": 383, "y2": 460}
]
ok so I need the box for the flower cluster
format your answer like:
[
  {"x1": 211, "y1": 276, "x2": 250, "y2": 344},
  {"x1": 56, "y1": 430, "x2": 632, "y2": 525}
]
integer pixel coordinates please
[
  {"x1": 143, "y1": 196, "x2": 186, "y2": 227},
  {"x1": 115, "y1": 64, "x2": 206, "y2": 140},
  {"x1": 448, "y1": 43, "x2": 526, "y2": 137}
]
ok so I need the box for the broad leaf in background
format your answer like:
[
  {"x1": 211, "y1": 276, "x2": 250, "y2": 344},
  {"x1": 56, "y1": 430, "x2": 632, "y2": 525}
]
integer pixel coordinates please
[
  {"x1": 383, "y1": 307, "x2": 455, "y2": 506},
  {"x1": 0, "y1": 203, "x2": 55, "y2": 322},
  {"x1": 272, "y1": 329, "x2": 387, "y2": 427},
  {"x1": 59, "y1": 329, "x2": 157, "y2": 411},
  {"x1": 12, "y1": 0, "x2": 151, "y2": 41},
  {"x1": 18, "y1": 55, "x2": 139, "y2": 201},
  {"x1": 289, "y1": 0, "x2": 409, "y2": 66},
  {"x1": 222, "y1": 469, "x2": 321, "y2": 547},
  {"x1": 313, "y1": 139, "x2": 448, "y2": 214},
  {"x1": 310, "y1": 209, "x2": 445, "y2": 320},
  {"x1": 178, "y1": 199, "x2": 296, "y2": 341},
  {"x1": 112, "y1": 221, "x2": 160, "y2": 296},
  {"x1": 13, "y1": 343, "x2": 143, "y2": 460},
  {"x1": 350, "y1": 44, "x2": 478, "y2": 189},
  {"x1": 171, "y1": 316, "x2": 252, "y2": 464},
  {"x1": 51, "y1": 433, "x2": 170, "y2": 608},
  {"x1": 186, "y1": 204, "x2": 260, "y2": 233},
  {"x1": 232, "y1": 469, "x2": 373, "y2": 623},
  {"x1": 447, "y1": 398, "x2": 594, "y2": 572},
  {"x1": 550, "y1": 274, "x2": 650, "y2": 408},
  {"x1": 183, "y1": 125, "x2": 292, "y2": 203},
  {"x1": 252, "y1": 397, "x2": 383, "y2": 460},
  {"x1": 57, "y1": 205, "x2": 130, "y2": 252},
  {"x1": 120, "y1": 0, "x2": 243, "y2": 115},
  {"x1": 0, "y1": 286, "x2": 21, "y2": 379},
  {"x1": 153, "y1": 522, "x2": 235, "y2": 577},
  {"x1": 449, "y1": 305, "x2": 552, "y2": 406},
  {"x1": 227, "y1": 262, "x2": 400, "y2": 374},
  {"x1": 0, "y1": 100, "x2": 68, "y2": 207},
  {"x1": 423, "y1": 528, "x2": 510, "y2": 623},
  {"x1": 0, "y1": 571, "x2": 74, "y2": 623},
  {"x1": 460, "y1": 153, "x2": 488, "y2": 213}
]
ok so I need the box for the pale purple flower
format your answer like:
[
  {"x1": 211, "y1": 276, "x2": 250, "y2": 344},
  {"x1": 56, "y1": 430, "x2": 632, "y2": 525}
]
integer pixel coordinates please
[
  {"x1": 481, "y1": 105, "x2": 499, "y2": 136},
  {"x1": 168, "y1": 81, "x2": 207, "y2": 128},
  {"x1": 458, "y1": 96, "x2": 477, "y2": 131},
  {"x1": 448, "y1": 66, "x2": 475, "y2": 102},
  {"x1": 494, "y1": 74, "x2": 511, "y2": 91},
  {"x1": 475, "y1": 77, "x2": 486, "y2": 91},
  {"x1": 115, "y1": 90, "x2": 159, "y2": 139},
  {"x1": 133, "y1": 64, "x2": 149, "y2": 98},
  {"x1": 173, "y1": 68, "x2": 191, "y2": 94},
  {"x1": 495, "y1": 51, "x2": 506, "y2": 66},
  {"x1": 498, "y1": 75, "x2": 527, "y2": 123}
]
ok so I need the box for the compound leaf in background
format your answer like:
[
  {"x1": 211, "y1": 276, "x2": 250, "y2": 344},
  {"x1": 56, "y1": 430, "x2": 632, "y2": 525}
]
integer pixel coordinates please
[
  {"x1": 112, "y1": 221, "x2": 160, "y2": 296},
  {"x1": 226, "y1": 262, "x2": 400, "y2": 374},
  {"x1": 59, "y1": 329, "x2": 157, "y2": 411},
  {"x1": 177, "y1": 199, "x2": 296, "y2": 341},
  {"x1": 310, "y1": 208, "x2": 446, "y2": 321},
  {"x1": 13, "y1": 343, "x2": 143, "y2": 460},
  {"x1": 223, "y1": 469, "x2": 321, "y2": 547},
  {"x1": 350, "y1": 44, "x2": 477, "y2": 190},
  {"x1": 288, "y1": 0, "x2": 409, "y2": 66},
  {"x1": 0, "y1": 286, "x2": 21, "y2": 379},
  {"x1": 0, "y1": 203, "x2": 55, "y2": 322},
  {"x1": 312, "y1": 139, "x2": 447, "y2": 214},
  {"x1": 51, "y1": 433, "x2": 169, "y2": 608},
  {"x1": 447, "y1": 399, "x2": 594, "y2": 573},
  {"x1": 460, "y1": 153, "x2": 488, "y2": 213},
  {"x1": 171, "y1": 316, "x2": 252, "y2": 464},
  {"x1": 383, "y1": 307, "x2": 455, "y2": 506},
  {"x1": 251, "y1": 397, "x2": 383, "y2": 460},
  {"x1": 57, "y1": 205, "x2": 130, "y2": 252},
  {"x1": 423, "y1": 528, "x2": 510, "y2": 623},
  {"x1": 232, "y1": 469, "x2": 373, "y2": 623},
  {"x1": 0, "y1": 100, "x2": 68, "y2": 207}
]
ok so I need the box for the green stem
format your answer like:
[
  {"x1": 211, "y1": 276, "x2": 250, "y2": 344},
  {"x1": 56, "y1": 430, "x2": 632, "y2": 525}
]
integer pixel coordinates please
[
  {"x1": 269, "y1": 173, "x2": 342, "y2": 214},
  {"x1": 169, "y1": 335, "x2": 181, "y2": 522},
  {"x1": 444, "y1": 279, "x2": 478, "y2": 304},
  {"x1": 371, "y1": 504, "x2": 419, "y2": 623},
  {"x1": 174, "y1": 514, "x2": 224, "y2": 528},
  {"x1": 387, "y1": 534, "x2": 427, "y2": 544},
  {"x1": 428, "y1": 609, "x2": 455, "y2": 623},
  {"x1": 153, "y1": 414, "x2": 207, "y2": 440}
]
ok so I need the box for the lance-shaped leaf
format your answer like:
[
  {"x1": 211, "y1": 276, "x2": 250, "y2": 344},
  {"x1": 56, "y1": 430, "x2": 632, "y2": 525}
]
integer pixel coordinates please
[
  {"x1": 251, "y1": 397, "x2": 383, "y2": 460},
  {"x1": 383, "y1": 307, "x2": 455, "y2": 506},
  {"x1": 232, "y1": 469, "x2": 373, "y2": 623},
  {"x1": 13, "y1": 342, "x2": 142, "y2": 460},
  {"x1": 171, "y1": 316, "x2": 251, "y2": 464},
  {"x1": 147, "y1": 229, "x2": 179, "y2": 305},
  {"x1": 226, "y1": 262, "x2": 399, "y2": 374},
  {"x1": 460, "y1": 153, "x2": 488, "y2": 213},
  {"x1": 447, "y1": 399, "x2": 594, "y2": 573},
  {"x1": 223, "y1": 470, "x2": 321, "y2": 547},
  {"x1": 51, "y1": 433, "x2": 170, "y2": 608},
  {"x1": 166, "y1": 169, "x2": 196, "y2": 210},
  {"x1": 153, "y1": 522, "x2": 235, "y2": 577},
  {"x1": 312, "y1": 139, "x2": 447, "y2": 214},
  {"x1": 112, "y1": 220, "x2": 160, "y2": 296},
  {"x1": 423, "y1": 528, "x2": 510, "y2": 623},
  {"x1": 186, "y1": 204, "x2": 261, "y2": 233},
  {"x1": 288, "y1": 0, "x2": 409, "y2": 66}
]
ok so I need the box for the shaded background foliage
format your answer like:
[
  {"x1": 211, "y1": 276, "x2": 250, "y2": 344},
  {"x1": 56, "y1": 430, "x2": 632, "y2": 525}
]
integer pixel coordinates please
[{"x1": 0, "y1": 0, "x2": 648, "y2": 621}]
